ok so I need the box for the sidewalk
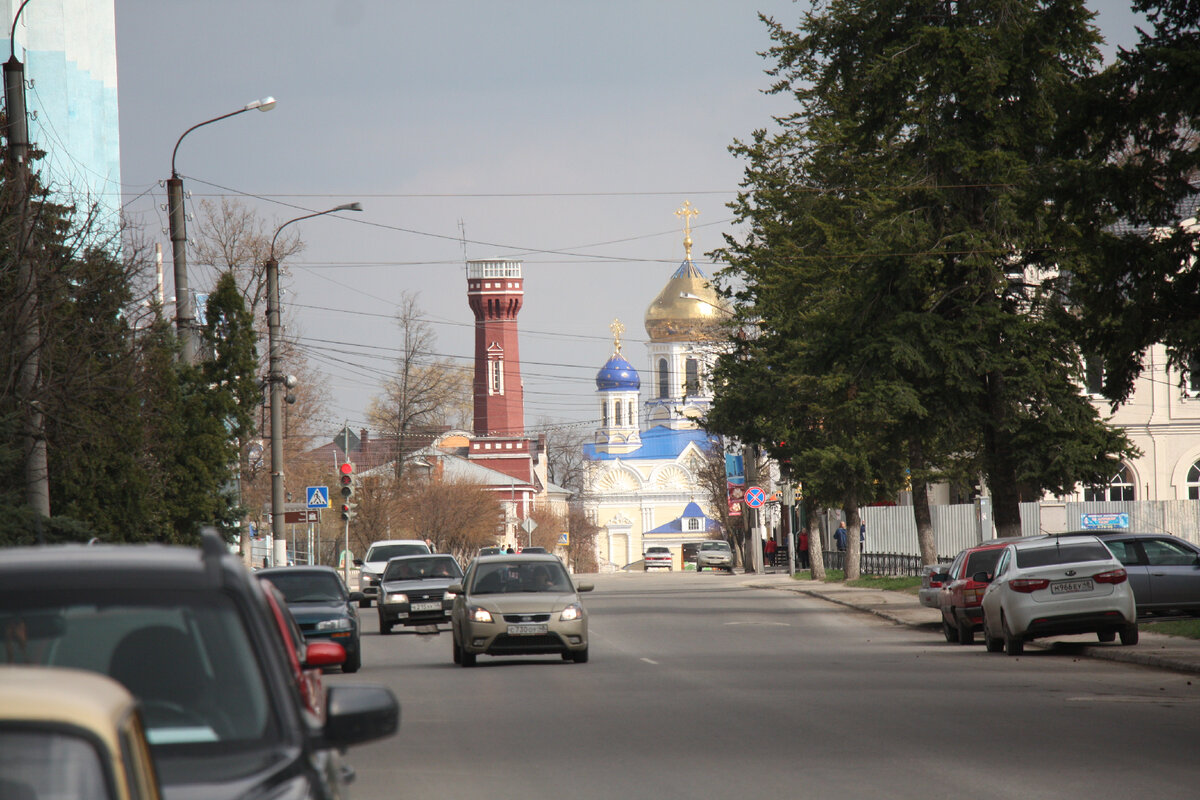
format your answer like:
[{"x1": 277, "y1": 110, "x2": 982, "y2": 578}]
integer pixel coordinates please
[{"x1": 745, "y1": 571, "x2": 1200, "y2": 675}]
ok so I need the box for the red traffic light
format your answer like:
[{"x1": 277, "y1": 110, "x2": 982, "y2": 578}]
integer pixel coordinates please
[
  {"x1": 339, "y1": 462, "x2": 353, "y2": 475},
  {"x1": 340, "y1": 475, "x2": 352, "y2": 487}
]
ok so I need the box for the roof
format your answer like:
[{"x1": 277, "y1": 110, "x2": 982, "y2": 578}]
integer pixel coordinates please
[
  {"x1": 583, "y1": 424, "x2": 717, "y2": 462},
  {"x1": 645, "y1": 502, "x2": 721, "y2": 534},
  {"x1": 596, "y1": 353, "x2": 641, "y2": 392},
  {"x1": 0, "y1": 666, "x2": 137, "y2": 757}
]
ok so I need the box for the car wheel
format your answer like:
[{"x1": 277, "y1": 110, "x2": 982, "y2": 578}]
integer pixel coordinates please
[
  {"x1": 452, "y1": 636, "x2": 461, "y2": 664},
  {"x1": 572, "y1": 646, "x2": 589, "y2": 664},
  {"x1": 1120, "y1": 623, "x2": 1139, "y2": 646},
  {"x1": 956, "y1": 618, "x2": 974, "y2": 646},
  {"x1": 342, "y1": 648, "x2": 361, "y2": 673},
  {"x1": 460, "y1": 649, "x2": 476, "y2": 667},
  {"x1": 942, "y1": 618, "x2": 959, "y2": 643},
  {"x1": 359, "y1": 598, "x2": 371, "y2": 609},
  {"x1": 1002, "y1": 615, "x2": 1024, "y2": 656},
  {"x1": 379, "y1": 618, "x2": 393, "y2": 635},
  {"x1": 982, "y1": 612, "x2": 1003, "y2": 652},
  {"x1": 1097, "y1": 630, "x2": 1116, "y2": 643}
]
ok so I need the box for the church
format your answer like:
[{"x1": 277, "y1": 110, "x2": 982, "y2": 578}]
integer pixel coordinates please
[{"x1": 582, "y1": 203, "x2": 727, "y2": 571}]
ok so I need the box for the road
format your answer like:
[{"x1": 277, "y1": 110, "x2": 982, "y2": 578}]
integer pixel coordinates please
[{"x1": 332, "y1": 571, "x2": 1200, "y2": 800}]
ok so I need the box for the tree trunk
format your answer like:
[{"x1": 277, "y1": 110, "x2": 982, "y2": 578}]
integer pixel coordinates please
[
  {"x1": 844, "y1": 497, "x2": 861, "y2": 581},
  {"x1": 806, "y1": 500, "x2": 826, "y2": 581},
  {"x1": 984, "y1": 370, "x2": 1023, "y2": 538},
  {"x1": 909, "y1": 440, "x2": 937, "y2": 565}
]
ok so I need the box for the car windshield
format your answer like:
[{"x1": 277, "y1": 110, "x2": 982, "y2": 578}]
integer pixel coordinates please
[
  {"x1": 367, "y1": 544, "x2": 427, "y2": 562},
  {"x1": 264, "y1": 572, "x2": 345, "y2": 603},
  {"x1": 383, "y1": 556, "x2": 462, "y2": 581},
  {"x1": 964, "y1": 549, "x2": 1002, "y2": 576},
  {"x1": 700, "y1": 542, "x2": 729, "y2": 552},
  {"x1": 647, "y1": 548, "x2": 668, "y2": 554},
  {"x1": 470, "y1": 561, "x2": 571, "y2": 594},
  {"x1": 0, "y1": 589, "x2": 281, "y2": 784},
  {"x1": 1016, "y1": 542, "x2": 1112, "y2": 568}
]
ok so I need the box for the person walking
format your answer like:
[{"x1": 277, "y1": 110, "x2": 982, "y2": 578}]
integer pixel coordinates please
[
  {"x1": 834, "y1": 521, "x2": 848, "y2": 552},
  {"x1": 765, "y1": 537, "x2": 778, "y2": 568},
  {"x1": 797, "y1": 529, "x2": 810, "y2": 570}
]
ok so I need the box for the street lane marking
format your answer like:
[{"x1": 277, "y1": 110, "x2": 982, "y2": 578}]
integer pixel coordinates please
[{"x1": 641, "y1": 658, "x2": 659, "y2": 665}]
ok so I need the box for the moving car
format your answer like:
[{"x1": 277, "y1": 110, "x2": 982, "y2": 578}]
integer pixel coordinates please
[
  {"x1": 978, "y1": 535, "x2": 1138, "y2": 656},
  {"x1": 938, "y1": 541, "x2": 1007, "y2": 644},
  {"x1": 0, "y1": 666, "x2": 162, "y2": 800},
  {"x1": 356, "y1": 539, "x2": 430, "y2": 608},
  {"x1": 450, "y1": 554, "x2": 593, "y2": 667},
  {"x1": 643, "y1": 546, "x2": 673, "y2": 571},
  {"x1": 377, "y1": 554, "x2": 464, "y2": 634},
  {"x1": 1057, "y1": 530, "x2": 1200, "y2": 617},
  {"x1": 258, "y1": 565, "x2": 363, "y2": 673},
  {"x1": 260, "y1": 580, "x2": 345, "y2": 720},
  {"x1": 695, "y1": 540, "x2": 734, "y2": 572},
  {"x1": 0, "y1": 531, "x2": 400, "y2": 800}
]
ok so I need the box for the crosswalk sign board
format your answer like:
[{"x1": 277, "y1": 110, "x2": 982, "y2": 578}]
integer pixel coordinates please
[
  {"x1": 558, "y1": 531, "x2": 569, "y2": 545},
  {"x1": 306, "y1": 486, "x2": 331, "y2": 509}
]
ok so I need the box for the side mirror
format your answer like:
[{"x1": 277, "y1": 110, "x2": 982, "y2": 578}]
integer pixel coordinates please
[
  {"x1": 304, "y1": 641, "x2": 346, "y2": 668},
  {"x1": 971, "y1": 571, "x2": 992, "y2": 583},
  {"x1": 348, "y1": 591, "x2": 364, "y2": 603},
  {"x1": 575, "y1": 583, "x2": 594, "y2": 593},
  {"x1": 447, "y1": 583, "x2": 464, "y2": 595},
  {"x1": 353, "y1": 559, "x2": 363, "y2": 567},
  {"x1": 320, "y1": 684, "x2": 400, "y2": 749}
]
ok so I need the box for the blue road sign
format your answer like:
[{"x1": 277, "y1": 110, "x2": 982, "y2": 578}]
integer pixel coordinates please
[
  {"x1": 745, "y1": 486, "x2": 766, "y2": 508},
  {"x1": 306, "y1": 486, "x2": 330, "y2": 509}
]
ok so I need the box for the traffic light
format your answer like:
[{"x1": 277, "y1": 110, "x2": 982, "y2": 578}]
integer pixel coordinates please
[{"x1": 339, "y1": 462, "x2": 356, "y2": 521}]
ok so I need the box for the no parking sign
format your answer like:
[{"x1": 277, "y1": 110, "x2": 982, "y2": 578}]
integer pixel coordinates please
[{"x1": 745, "y1": 486, "x2": 765, "y2": 508}]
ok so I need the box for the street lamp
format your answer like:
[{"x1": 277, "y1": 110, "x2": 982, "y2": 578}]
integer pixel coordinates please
[
  {"x1": 168, "y1": 97, "x2": 276, "y2": 362},
  {"x1": 266, "y1": 203, "x2": 362, "y2": 565}
]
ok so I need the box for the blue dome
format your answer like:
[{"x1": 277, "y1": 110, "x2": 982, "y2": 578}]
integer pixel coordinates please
[{"x1": 596, "y1": 354, "x2": 641, "y2": 391}]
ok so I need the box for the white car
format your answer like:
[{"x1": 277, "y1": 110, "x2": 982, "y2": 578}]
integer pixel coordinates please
[
  {"x1": 978, "y1": 535, "x2": 1138, "y2": 656},
  {"x1": 643, "y1": 546, "x2": 673, "y2": 571}
]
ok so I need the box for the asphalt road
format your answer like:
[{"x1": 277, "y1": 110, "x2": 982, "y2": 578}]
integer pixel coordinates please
[{"x1": 332, "y1": 571, "x2": 1200, "y2": 800}]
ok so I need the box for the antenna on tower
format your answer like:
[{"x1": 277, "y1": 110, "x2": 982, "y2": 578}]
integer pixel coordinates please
[{"x1": 458, "y1": 218, "x2": 468, "y2": 265}]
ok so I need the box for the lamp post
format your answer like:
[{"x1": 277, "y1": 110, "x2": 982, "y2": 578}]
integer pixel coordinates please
[
  {"x1": 168, "y1": 97, "x2": 276, "y2": 362},
  {"x1": 266, "y1": 203, "x2": 362, "y2": 564}
]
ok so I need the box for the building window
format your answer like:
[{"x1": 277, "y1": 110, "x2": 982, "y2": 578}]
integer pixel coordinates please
[
  {"x1": 1084, "y1": 463, "x2": 1135, "y2": 502},
  {"x1": 601, "y1": 400, "x2": 608, "y2": 428},
  {"x1": 488, "y1": 359, "x2": 504, "y2": 395},
  {"x1": 686, "y1": 518, "x2": 701, "y2": 532},
  {"x1": 1188, "y1": 463, "x2": 1200, "y2": 500},
  {"x1": 658, "y1": 358, "x2": 669, "y2": 399},
  {"x1": 614, "y1": 399, "x2": 623, "y2": 428},
  {"x1": 685, "y1": 358, "x2": 700, "y2": 396},
  {"x1": 627, "y1": 401, "x2": 634, "y2": 427},
  {"x1": 1185, "y1": 356, "x2": 1200, "y2": 398},
  {"x1": 1084, "y1": 355, "x2": 1104, "y2": 396}
]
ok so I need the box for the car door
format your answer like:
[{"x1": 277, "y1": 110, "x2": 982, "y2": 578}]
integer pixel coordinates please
[
  {"x1": 1139, "y1": 537, "x2": 1200, "y2": 612},
  {"x1": 1098, "y1": 538, "x2": 1153, "y2": 610}
]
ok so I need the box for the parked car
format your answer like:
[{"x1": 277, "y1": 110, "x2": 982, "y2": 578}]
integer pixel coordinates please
[
  {"x1": 519, "y1": 546, "x2": 548, "y2": 554},
  {"x1": 1057, "y1": 530, "x2": 1200, "y2": 617},
  {"x1": 479, "y1": 546, "x2": 504, "y2": 556},
  {"x1": 937, "y1": 542, "x2": 1007, "y2": 644},
  {"x1": 356, "y1": 539, "x2": 431, "y2": 608},
  {"x1": 918, "y1": 563, "x2": 950, "y2": 609},
  {"x1": 258, "y1": 565, "x2": 363, "y2": 673},
  {"x1": 644, "y1": 546, "x2": 673, "y2": 571},
  {"x1": 377, "y1": 554, "x2": 464, "y2": 634},
  {"x1": 0, "y1": 531, "x2": 400, "y2": 800},
  {"x1": 695, "y1": 540, "x2": 734, "y2": 572},
  {"x1": 450, "y1": 554, "x2": 593, "y2": 667},
  {"x1": 978, "y1": 535, "x2": 1138, "y2": 655},
  {"x1": 0, "y1": 666, "x2": 163, "y2": 800}
]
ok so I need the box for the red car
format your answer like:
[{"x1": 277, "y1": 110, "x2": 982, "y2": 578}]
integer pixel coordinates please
[
  {"x1": 938, "y1": 541, "x2": 1008, "y2": 644},
  {"x1": 261, "y1": 580, "x2": 346, "y2": 721}
]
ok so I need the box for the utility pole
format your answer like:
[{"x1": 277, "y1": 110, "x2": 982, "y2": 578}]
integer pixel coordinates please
[
  {"x1": 743, "y1": 442, "x2": 762, "y2": 573},
  {"x1": 5, "y1": 4, "x2": 50, "y2": 528}
]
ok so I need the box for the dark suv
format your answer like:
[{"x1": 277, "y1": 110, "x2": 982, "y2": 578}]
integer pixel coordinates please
[{"x1": 0, "y1": 531, "x2": 400, "y2": 800}]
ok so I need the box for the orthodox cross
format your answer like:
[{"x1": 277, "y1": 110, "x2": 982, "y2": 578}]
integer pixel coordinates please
[
  {"x1": 610, "y1": 318, "x2": 625, "y2": 355},
  {"x1": 675, "y1": 200, "x2": 700, "y2": 261}
]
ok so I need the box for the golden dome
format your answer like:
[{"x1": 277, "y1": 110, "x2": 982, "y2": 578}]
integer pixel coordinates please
[{"x1": 644, "y1": 261, "x2": 730, "y2": 342}]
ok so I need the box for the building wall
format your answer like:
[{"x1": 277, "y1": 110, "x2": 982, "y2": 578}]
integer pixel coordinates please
[{"x1": 3, "y1": 0, "x2": 121, "y2": 234}]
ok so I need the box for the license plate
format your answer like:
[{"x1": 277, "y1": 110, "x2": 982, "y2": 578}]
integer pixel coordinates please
[
  {"x1": 411, "y1": 601, "x2": 442, "y2": 612},
  {"x1": 1051, "y1": 578, "x2": 1094, "y2": 595},
  {"x1": 507, "y1": 623, "x2": 547, "y2": 636}
]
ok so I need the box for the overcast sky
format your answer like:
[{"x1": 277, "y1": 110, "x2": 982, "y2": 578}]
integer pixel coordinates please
[{"x1": 114, "y1": 1, "x2": 1148, "y2": 442}]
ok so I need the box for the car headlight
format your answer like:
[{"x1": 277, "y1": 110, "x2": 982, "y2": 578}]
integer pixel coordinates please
[
  {"x1": 315, "y1": 618, "x2": 352, "y2": 632},
  {"x1": 469, "y1": 606, "x2": 494, "y2": 623},
  {"x1": 384, "y1": 593, "x2": 408, "y2": 604},
  {"x1": 560, "y1": 602, "x2": 583, "y2": 622}
]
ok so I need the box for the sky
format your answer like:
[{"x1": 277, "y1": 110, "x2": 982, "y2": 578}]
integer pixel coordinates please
[{"x1": 112, "y1": 1, "x2": 1149, "y2": 443}]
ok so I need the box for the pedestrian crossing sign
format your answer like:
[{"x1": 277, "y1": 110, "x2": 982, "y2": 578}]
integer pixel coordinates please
[{"x1": 306, "y1": 486, "x2": 330, "y2": 509}]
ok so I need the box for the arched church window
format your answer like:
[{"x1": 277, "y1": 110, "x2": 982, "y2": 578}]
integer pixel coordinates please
[
  {"x1": 1188, "y1": 462, "x2": 1200, "y2": 500},
  {"x1": 1084, "y1": 463, "x2": 1135, "y2": 502},
  {"x1": 627, "y1": 401, "x2": 634, "y2": 427},
  {"x1": 658, "y1": 358, "x2": 669, "y2": 399},
  {"x1": 685, "y1": 358, "x2": 699, "y2": 396},
  {"x1": 601, "y1": 399, "x2": 608, "y2": 427},
  {"x1": 614, "y1": 399, "x2": 622, "y2": 427}
]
